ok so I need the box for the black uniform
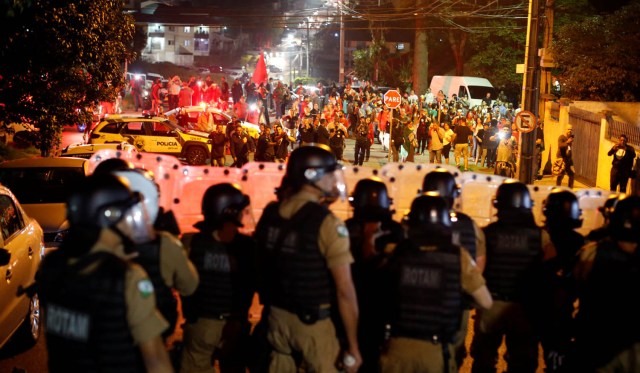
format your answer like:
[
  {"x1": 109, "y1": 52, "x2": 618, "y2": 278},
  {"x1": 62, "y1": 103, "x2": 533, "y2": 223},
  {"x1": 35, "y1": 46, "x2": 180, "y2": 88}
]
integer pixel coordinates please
[{"x1": 471, "y1": 212, "x2": 543, "y2": 373}]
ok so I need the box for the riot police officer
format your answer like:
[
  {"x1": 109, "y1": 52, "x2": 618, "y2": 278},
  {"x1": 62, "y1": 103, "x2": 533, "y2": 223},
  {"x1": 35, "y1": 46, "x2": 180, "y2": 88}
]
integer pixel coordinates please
[
  {"x1": 538, "y1": 188, "x2": 585, "y2": 372},
  {"x1": 114, "y1": 168, "x2": 199, "y2": 340},
  {"x1": 346, "y1": 177, "x2": 404, "y2": 372},
  {"x1": 586, "y1": 192, "x2": 620, "y2": 242},
  {"x1": 422, "y1": 168, "x2": 487, "y2": 366},
  {"x1": 180, "y1": 183, "x2": 256, "y2": 373},
  {"x1": 571, "y1": 195, "x2": 640, "y2": 372},
  {"x1": 470, "y1": 180, "x2": 549, "y2": 373},
  {"x1": 38, "y1": 174, "x2": 173, "y2": 373},
  {"x1": 255, "y1": 144, "x2": 362, "y2": 372},
  {"x1": 379, "y1": 194, "x2": 492, "y2": 373}
]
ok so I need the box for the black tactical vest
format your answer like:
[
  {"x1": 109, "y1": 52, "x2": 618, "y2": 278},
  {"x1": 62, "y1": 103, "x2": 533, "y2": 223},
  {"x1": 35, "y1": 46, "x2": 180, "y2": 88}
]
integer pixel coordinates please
[
  {"x1": 133, "y1": 237, "x2": 177, "y2": 337},
  {"x1": 576, "y1": 239, "x2": 640, "y2": 366},
  {"x1": 188, "y1": 232, "x2": 238, "y2": 319},
  {"x1": 483, "y1": 219, "x2": 542, "y2": 301},
  {"x1": 40, "y1": 251, "x2": 143, "y2": 373},
  {"x1": 330, "y1": 129, "x2": 345, "y2": 148},
  {"x1": 391, "y1": 240, "x2": 463, "y2": 342},
  {"x1": 256, "y1": 201, "x2": 332, "y2": 312},
  {"x1": 452, "y1": 212, "x2": 477, "y2": 259}
]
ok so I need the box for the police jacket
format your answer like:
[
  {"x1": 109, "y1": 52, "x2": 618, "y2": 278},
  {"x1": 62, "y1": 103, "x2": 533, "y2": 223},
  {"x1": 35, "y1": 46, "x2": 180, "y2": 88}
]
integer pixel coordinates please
[
  {"x1": 386, "y1": 238, "x2": 463, "y2": 343},
  {"x1": 184, "y1": 230, "x2": 255, "y2": 321},
  {"x1": 133, "y1": 239, "x2": 177, "y2": 338},
  {"x1": 255, "y1": 201, "x2": 332, "y2": 313},
  {"x1": 483, "y1": 213, "x2": 543, "y2": 301},
  {"x1": 39, "y1": 250, "x2": 144, "y2": 373}
]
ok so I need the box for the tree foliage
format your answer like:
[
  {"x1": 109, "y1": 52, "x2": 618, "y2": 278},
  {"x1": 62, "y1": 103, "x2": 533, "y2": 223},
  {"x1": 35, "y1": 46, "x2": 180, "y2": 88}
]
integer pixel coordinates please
[
  {"x1": 552, "y1": 0, "x2": 640, "y2": 101},
  {"x1": 0, "y1": 0, "x2": 135, "y2": 155},
  {"x1": 466, "y1": 19, "x2": 526, "y2": 99}
]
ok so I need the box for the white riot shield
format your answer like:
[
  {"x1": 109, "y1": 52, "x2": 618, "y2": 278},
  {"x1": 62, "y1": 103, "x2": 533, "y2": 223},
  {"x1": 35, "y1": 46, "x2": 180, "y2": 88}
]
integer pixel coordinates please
[
  {"x1": 458, "y1": 172, "x2": 509, "y2": 227},
  {"x1": 89, "y1": 151, "x2": 182, "y2": 212},
  {"x1": 172, "y1": 166, "x2": 243, "y2": 234},
  {"x1": 330, "y1": 165, "x2": 381, "y2": 221},
  {"x1": 380, "y1": 163, "x2": 457, "y2": 221},
  {"x1": 239, "y1": 162, "x2": 287, "y2": 222},
  {"x1": 575, "y1": 188, "x2": 611, "y2": 237}
]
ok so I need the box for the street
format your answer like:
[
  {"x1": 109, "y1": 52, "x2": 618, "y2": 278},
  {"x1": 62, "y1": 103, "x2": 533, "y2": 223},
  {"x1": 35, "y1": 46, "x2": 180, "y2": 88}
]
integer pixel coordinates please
[{"x1": 0, "y1": 122, "x2": 555, "y2": 373}]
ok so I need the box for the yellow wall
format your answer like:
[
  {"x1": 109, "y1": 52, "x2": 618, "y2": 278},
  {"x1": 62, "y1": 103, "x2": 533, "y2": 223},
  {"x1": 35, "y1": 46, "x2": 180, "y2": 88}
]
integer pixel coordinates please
[{"x1": 543, "y1": 100, "x2": 640, "y2": 191}]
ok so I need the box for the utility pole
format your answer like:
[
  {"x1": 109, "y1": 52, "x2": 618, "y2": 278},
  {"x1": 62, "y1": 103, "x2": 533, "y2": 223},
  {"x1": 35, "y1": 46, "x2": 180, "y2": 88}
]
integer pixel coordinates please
[
  {"x1": 306, "y1": 19, "x2": 310, "y2": 77},
  {"x1": 517, "y1": 0, "x2": 541, "y2": 184},
  {"x1": 338, "y1": 1, "x2": 345, "y2": 84},
  {"x1": 539, "y1": 0, "x2": 556, "y2": 111}
]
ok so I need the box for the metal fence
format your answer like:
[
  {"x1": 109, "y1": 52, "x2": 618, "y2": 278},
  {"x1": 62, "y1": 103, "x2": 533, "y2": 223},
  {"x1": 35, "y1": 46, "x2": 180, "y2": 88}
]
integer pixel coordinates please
[
  {"x1": 607, "y1": 117, "x2": 640, "y2": 148},
  {"x1": 569, "y1": 107, "x2": 601, "y2": 187},
  {"x1": 549, "y1": 102, "x2": 560, "y2": 121}
]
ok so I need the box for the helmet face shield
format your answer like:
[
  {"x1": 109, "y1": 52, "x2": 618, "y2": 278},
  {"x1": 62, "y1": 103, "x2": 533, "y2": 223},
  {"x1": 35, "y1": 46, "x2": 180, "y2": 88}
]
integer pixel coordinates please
[
  {"x1": 115, "y1": 201, "x2": 156, "y2": 244},
  {"x1": 315, "y1": 167, "x2": 347, "y2": 204},
  {"x1": 238, "y1": 205, "x2": 256, "y2": 234}
]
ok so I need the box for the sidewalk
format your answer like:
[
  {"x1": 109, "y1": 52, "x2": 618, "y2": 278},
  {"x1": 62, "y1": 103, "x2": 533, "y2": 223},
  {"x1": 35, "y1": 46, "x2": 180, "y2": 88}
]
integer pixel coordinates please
[{"x1": 340, "y1": 137, "x2": 590, "y2": 189}]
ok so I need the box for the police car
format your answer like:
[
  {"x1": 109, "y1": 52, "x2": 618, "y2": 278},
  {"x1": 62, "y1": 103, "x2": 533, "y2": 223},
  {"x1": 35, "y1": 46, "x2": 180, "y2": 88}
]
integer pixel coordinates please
[
  {"x1": 164, "y1": 106, "x2": 260, "y2": 139},
  {"x1": 60, "y1": 142, "x2": 137, "y2": 159},
  {"x1": 87, "y1": 114, "x2": 213, "y2": 165}
]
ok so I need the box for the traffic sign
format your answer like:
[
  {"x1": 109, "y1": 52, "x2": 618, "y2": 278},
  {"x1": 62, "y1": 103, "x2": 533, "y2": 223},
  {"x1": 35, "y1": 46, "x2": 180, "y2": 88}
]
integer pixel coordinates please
[
  {"x1": 383, "y1": 90, "x2": 402, "y2": 109},
  {"x1": 514, "y1": 110, "x2": 536, "y2": 133}
]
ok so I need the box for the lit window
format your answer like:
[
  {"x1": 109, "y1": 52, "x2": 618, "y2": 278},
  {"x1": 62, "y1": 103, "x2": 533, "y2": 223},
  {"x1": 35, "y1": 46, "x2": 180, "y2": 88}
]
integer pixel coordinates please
[
  {"x1": 184, "y1": 26, "x2": 191, "y2": 33},
  {"x1": 396, "y1": 43, "x2": 405, "y2": 50},
  {"x1": 184, "y1": 40, "x2": 190, "y2": 47}
]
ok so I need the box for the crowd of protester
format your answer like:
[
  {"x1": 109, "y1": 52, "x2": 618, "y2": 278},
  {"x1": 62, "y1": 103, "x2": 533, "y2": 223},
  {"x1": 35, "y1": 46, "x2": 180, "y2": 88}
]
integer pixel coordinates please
[{"x1": 138, "y1": 74, "x2": 532, "y2": 176}]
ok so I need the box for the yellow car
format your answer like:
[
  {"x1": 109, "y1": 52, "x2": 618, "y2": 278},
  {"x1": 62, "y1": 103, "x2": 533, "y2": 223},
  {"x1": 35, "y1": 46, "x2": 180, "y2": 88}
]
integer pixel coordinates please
[
  {"x1": 87, "y1": 114, "x2": 213, "y2": 165},
  {"x1": 0, "y1": 183, "x2": 45, "y2": 349},
  {"x1": 164, "y1": 105, "x2": 261, "y2": 139}
]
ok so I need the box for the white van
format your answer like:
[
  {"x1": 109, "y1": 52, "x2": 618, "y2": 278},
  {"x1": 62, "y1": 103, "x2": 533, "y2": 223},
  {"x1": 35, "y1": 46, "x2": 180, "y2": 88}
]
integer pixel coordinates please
[{"x1": 429, "y1": 76, "x2": 497, "y2": 107}]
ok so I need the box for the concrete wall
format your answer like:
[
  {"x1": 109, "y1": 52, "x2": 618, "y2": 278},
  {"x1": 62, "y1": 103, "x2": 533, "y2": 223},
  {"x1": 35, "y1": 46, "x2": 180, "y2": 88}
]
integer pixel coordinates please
[{"x1": 543, "y1": 100, "x2": 640, "y2": 191}]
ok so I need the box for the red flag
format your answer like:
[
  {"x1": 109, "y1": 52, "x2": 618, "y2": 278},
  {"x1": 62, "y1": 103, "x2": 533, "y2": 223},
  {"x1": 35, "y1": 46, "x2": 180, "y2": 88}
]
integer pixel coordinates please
[{"x1": 252, "y1": 51, "x2": 268, "y2": 85}]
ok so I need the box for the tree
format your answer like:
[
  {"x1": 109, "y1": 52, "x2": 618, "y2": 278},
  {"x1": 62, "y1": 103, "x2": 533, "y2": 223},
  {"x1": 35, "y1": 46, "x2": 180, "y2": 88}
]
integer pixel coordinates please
[
  {"x1": 552, "y1": 0, "x2": 640, "y2": 101},
  {"x1": 466, "y1": 19, "x2": 526, "y2": 101},
  {"x1": 0, "y1": 0, "x2": 135, "y2": 155}
]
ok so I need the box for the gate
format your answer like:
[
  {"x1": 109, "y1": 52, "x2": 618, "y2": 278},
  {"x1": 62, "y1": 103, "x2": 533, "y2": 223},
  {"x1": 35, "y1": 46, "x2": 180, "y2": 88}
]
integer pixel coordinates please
[{"x1": 568, "y1": 107, "x2": 601, "y2": 187}]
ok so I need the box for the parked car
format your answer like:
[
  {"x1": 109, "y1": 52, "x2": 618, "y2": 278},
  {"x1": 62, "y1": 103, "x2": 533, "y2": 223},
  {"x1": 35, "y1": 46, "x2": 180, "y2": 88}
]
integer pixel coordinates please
[
  {"x1": 88, "y1": 114, "x2": 214, "y2": 165},
  {"x1": 60, "y1": 142, "x2": 138, "y2": 159},
  {"x1": 0, "y1": 183, "x2": 45, "y2": 349},
  {"x1": 0, "y1": 157, "x2": 90, "y2": 248}
]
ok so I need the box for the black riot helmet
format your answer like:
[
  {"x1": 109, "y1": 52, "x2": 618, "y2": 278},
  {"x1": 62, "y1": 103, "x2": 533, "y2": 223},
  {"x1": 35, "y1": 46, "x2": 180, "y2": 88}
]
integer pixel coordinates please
[
  {"x1": 421, "y1": 168, "x2": 460, "y2": 209},
  {"x1": 67, "y1": 174, "x2": 155, "y2": 246},
  {"x1": 608, "y1": 195, "x2": 640, "y2": 242},
  {"x1": 543, "y1": 188, "x2": 582, "y2": 229},
  {"x1": 285, "y1": 144, "x2": 346, "y2": 202},
  {"x1": 201, "y1": 183, "x2": 250, "y2": 229},
  {"x1": 493, "y1": 180, "x2": 532, "y2": 211},
  {"x1": 405, "y1": 192, "x2": 452, "y2": 229},
  {"x1": 349, "y1": 177, "x2": 392, "y2": 222},
  {"x1": 599, "y1": 193, "x2": 620, "y2": 223},
  {"x1": 92, "y1": 157, "x2": 134, "y2": 175}
]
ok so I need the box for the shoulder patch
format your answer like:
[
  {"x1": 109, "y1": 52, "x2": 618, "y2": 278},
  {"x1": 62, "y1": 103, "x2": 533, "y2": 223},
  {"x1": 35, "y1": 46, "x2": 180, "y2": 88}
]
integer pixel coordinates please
[
  {"x1": 337, "y1": 225, "x2": 349, "y2": 238},
  {"x1": 137, "y1": 279, "x2": 154, "y2": 298}
]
